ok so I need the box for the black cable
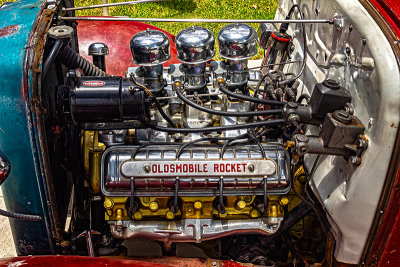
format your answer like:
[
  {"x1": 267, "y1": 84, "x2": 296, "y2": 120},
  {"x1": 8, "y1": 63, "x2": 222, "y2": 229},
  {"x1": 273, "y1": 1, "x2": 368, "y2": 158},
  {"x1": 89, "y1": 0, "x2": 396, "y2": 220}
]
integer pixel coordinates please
[
  {"x1": 304, "y1": 155, "x2": 330, "y2": 233},
  {"x1": 218, "y1": 177, "x2": 226, "y2": 214},
  {"x1": 131, "y1": 76, "x2": 176, "y2": 128},
  {"x1": 279, "y1": 4, "x2": 307, "y2": 86},
  {"x1": 0, "y1": 209, "x2": 42, "y2": 221},
  {"x1": 177, "y1": 134, "x2": 248, "y2": 158},
  {"x1": 131, "y1": 142, "x2": 177, "y2": 159},
  {"x1": 218, "y1": 84, "x2": 285, "y2": 107},
  {"x1": 176, "y1": 88, "x2": 283, "y2": 117},
  {"x1": 248, "y1": 130, "x2": 266, "y2": 158},
  {"x1": 127, "y1": 178, "x2": 138, "y2": 216},
  {"x1": 290, "y1": 156, "x2": 329, "y2": 234},
  {"x1": 251, "y1": 73, "x2": 274, "y2": 111},
  {"x1": 221, "y1": 137, "x2": 248, "y2": 157},
  {"x1": 151, "y1": 97, "x2": 176, "y2": 128},
  {"x1": 173, "y1": 179, "x2": 179, "y2": 214},
  {"x1": 145, "y1": 119, "x2": 285, "y2": 134},
  {"x1": 263, "y1": 177, "x2": 268, "y2": 214}
]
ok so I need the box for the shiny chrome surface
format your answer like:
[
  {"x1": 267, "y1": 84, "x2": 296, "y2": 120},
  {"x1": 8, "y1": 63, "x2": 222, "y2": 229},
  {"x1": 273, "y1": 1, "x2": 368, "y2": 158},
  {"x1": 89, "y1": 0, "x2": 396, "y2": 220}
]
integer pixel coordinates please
[
  {"x1": 101, "y1": 145, "x2": 290, "y2": 197},
  {"x1": 88, "y1": 43, "x2": 109, "y2": 56},
  {"x1": 218, "y1": 23, "x2": 258, "y2": 60},
  {"x1": 175, "y1": 26, "x2": 215, "y2": 64},
  {"x1": 121, "y1": 159, "x2": 276, "y2": 178},
  {"x1": 60, "y1": 16, "x2": 333, "y2": 24},
  {"x1": 130, "y1": 29, "x2": 171, "y2": 66},
  {"x1": 110, "y1": 218, "x2": 282, "y2": 243}
]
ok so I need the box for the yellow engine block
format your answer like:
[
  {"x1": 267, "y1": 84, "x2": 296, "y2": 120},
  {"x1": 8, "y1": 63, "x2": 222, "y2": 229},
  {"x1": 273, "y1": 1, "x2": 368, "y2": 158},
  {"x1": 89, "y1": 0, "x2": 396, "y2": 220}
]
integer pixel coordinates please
[{"x1": 103, "y1": 195, "x2": 287, "y2": 221}]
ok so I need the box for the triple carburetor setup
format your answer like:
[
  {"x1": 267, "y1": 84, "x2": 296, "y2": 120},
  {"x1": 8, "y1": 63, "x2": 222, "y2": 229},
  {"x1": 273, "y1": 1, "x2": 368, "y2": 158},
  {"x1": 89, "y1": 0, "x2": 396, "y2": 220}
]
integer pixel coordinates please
[{"x1": 56, "y1": 20, "x2": 368, "y2": 246}]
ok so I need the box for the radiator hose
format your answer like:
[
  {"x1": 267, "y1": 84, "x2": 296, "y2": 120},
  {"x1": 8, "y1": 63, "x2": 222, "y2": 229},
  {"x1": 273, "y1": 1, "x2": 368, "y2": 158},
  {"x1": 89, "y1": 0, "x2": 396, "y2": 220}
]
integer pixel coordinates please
[{"x1": 61, "y1": 46, "x2": 109, "y2": 77}]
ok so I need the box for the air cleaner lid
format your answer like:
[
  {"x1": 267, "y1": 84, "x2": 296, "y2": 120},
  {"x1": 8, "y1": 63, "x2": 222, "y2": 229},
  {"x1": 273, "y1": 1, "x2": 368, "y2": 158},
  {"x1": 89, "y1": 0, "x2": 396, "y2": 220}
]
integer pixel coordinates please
[
  {"x1": 130, "y1": 29, "x2": 171, "y2": 66},
  {"x1": 175, "y1": 26, "x2": 215, "y2": 64},
  {"x1": 218, "y1": 23, "x2": 258, "y2": 60}
]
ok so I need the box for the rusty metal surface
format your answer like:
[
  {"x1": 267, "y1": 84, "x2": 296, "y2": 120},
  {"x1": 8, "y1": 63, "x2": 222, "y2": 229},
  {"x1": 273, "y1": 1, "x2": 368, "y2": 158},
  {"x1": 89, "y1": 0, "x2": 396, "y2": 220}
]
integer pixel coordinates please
[
  {"x1": 27, "y1": 6, "x2": 64, "y2": 244},
  {"x1": 0, "y1": 25, "x2": 20, "y2": 38},
  {"x1": 0, "y1": 0, "x2": 55, "y2": 255}
]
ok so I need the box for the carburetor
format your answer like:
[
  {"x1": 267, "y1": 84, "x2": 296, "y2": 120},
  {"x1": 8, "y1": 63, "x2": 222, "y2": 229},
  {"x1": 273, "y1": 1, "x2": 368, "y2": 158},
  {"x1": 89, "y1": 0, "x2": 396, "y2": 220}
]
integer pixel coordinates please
[
  {"x1": 174, "y1": 26, "x2": 215, "y2": 93},
  {"x1": 215, "y1": 23, "x2": 258, "y2": 91},
  {"x1": 130, "y1": 29, "x2": 171, "y2": 93}
]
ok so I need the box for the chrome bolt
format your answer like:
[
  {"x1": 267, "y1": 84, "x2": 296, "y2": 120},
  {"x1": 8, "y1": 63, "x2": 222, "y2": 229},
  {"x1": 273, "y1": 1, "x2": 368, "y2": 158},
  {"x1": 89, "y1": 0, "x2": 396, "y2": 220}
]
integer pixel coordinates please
[
  {"x1": 144, "y1": 165, "x2": 151, "y2": 173},
  {"x1": 248, "y1": 164, "x2": 255, "y2": 172}
]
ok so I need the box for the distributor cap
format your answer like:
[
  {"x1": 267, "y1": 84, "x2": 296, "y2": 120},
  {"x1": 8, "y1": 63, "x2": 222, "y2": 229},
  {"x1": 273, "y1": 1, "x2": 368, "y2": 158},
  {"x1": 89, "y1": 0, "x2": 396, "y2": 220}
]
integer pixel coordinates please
[
  {"x1": 130, "y1": 29, "x2": 171, "y2": 66},
  {"x1": 175, "y1": 26, "x2": 215, "y2": 64},
  {"x1": 218, "y1": 23, "x2": 258, "y2": 60}
]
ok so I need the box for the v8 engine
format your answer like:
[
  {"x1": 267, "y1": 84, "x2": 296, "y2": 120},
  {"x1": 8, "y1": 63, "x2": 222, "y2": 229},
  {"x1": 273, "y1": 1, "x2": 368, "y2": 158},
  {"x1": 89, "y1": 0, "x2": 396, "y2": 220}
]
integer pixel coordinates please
[
  {"x1": 11, "y1": 0, "x2": 377, "y2": 262},
  {"x1": 56, "y1": 21, "x2": 367, "y2": 249}
]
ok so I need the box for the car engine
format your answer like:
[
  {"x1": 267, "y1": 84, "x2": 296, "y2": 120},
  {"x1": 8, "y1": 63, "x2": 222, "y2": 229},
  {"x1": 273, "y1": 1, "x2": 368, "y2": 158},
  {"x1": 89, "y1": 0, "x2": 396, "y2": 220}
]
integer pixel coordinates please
[{"x1": 31, "y1": 1, "x2": 379, "y2": 264}]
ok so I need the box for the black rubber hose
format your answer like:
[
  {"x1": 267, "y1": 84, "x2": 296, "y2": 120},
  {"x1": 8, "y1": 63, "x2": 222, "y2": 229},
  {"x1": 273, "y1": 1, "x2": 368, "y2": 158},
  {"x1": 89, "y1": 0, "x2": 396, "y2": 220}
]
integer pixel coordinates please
[
  {"x1": 297, "y1": 93, "x2": 311, "y2": 104},
  {"x1": 273, "y1": 202, "x2": 310, "y2": 236},
  {"x1": 145, "y1": 119, "x2": 285, "y2": 134},
  {"x1": 0, "y1": 209, "x2": 42, "y2": 221},
  {"x1": 176, "y1": 88, "x2": 283, "y2": 117},
  {"x1": 219, "y1": 84, "x2": 285, "y2": 106},
  {"x1": 42, "y1": 39, "x2": 63, "y2": 80},
  {"x1": 60, "y1": 46, "x2": 109, "y2": 77}
]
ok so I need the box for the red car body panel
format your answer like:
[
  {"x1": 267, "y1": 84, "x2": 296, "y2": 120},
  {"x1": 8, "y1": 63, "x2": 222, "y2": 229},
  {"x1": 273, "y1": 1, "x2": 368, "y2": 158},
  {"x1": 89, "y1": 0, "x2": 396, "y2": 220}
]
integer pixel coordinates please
[
  {"x1": 0, "y1": 256, "x2": 253, "y2": 267},
  {"x1": 77, "y1": 18, "x2": 180, "y2": 77},
  {"x1": 361, "y1": 1, "x2": 400, "y2": 266},
  {"x1": 369, "y1": 0, "x2": 400, "y2": 37}
]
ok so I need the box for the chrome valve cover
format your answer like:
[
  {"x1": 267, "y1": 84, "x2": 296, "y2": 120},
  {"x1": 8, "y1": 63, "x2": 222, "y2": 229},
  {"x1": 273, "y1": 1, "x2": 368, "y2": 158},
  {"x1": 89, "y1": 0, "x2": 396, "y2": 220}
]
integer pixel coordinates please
[{"x1": 101, "y1": 144, "x2": 290, "y2": 197}]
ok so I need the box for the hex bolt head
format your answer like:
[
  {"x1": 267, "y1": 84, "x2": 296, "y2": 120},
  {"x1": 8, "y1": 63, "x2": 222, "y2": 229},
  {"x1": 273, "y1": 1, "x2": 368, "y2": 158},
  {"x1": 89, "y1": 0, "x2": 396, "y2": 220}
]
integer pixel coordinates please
[
  {"x1": 133, "y1": 211, "x2": 143, "y2": 220},
  {"x1": 194, "y1": 201, "x2": 203, "y2": 210},
  {"x1": 248, "y1": 164, "x2": 255, "y2": 172},
  {"x1": 144, "y1": 165, "x2": 151, "y2": 173},
  {"x1": 236, "y1": 200, "x2": 247, "y2": 210},
  {"x1": 149, "y1": 201, "x2": 159, "y2": 212},
  {"x1": 103, "y1": 198, "x2": 114, "y2": 209},
  {"x1": 166, "y1": 211, "x2": 175, "y2": 220}
]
